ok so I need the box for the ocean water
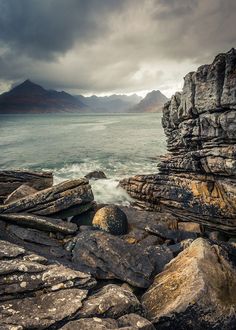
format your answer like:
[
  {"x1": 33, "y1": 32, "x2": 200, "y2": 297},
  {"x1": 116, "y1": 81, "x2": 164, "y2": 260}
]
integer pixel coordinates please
[{"x1": 0, "y1": 113, "x2": 166, "y2": 204}]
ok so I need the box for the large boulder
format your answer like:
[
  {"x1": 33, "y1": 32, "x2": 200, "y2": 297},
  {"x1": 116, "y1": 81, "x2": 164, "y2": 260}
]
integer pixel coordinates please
[
  {"x1": 120, "y1": 49, "x2": 236, "y2": 235},
  {"x1": 0, "y1": 170, "x2": 53, "y2": 203},
  {"x1": 72, "y1": 230, "x2": 156, "y2": 288},
  {"x1": 0, "y1": 178, "x2": 94, "y2": 218},
  {"x1": 142, "y1": 238, "x2": 236, "y2": 329},
  {"x1": 92, "y1": 205, "x2": 128, "y2": 235}
]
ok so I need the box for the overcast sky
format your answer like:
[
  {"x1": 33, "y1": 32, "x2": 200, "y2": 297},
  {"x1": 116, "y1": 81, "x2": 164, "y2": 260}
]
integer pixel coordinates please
[{"x1": 0, "y1": 0, "x2": 235, "y2": 97}]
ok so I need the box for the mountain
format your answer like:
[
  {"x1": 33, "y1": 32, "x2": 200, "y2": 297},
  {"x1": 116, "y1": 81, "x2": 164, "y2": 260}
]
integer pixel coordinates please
[
  {"x1": 75, "y1": 94, "x2": 142, "y2": 113},
  {"x1": 0, "y1": 80, "x2": 87, "y2": 113},
  {"x1": 129, "y1": 90, "x2": 168, "y2": 113}
]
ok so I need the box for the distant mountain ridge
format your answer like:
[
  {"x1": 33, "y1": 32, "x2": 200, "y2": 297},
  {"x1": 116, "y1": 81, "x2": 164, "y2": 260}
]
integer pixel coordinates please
[
  {"x1": 0, "y1": 80, "x2": 168, "y2": 114},
  {"x1": 129, "y1": 90, "x2": 168, "y2": 113},
  {"x1": 0, "y1": 80, "x2": 86, "y2": 113},
  {"x1": 75, "y1": 94, "x2": 142, "y2": 113}
]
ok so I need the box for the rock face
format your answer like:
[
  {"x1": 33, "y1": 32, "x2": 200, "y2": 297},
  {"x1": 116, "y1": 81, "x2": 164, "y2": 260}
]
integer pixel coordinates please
[
  {"x1": 92, "y1": 205, "x2": 128, "y2": 235},
  {"x1": 0, "y1": 170, "x2": 53, "y2": 203},
  {"x1": 120, "y1": 49, "x2": 236, "y2": 234},
  {"x1": 0, "y1": 239, "x2": 96, "y2": 329},
  {"x1": 142, "y1": 238, "x2": 236, "y2": 329},
  {"x1": 0, "y1": 178, "x2": 94, "y2": 218}
]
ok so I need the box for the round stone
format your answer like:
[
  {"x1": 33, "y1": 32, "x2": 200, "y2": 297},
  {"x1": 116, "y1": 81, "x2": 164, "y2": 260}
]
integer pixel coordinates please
[{"x1": 92, "y1": 205, "x2": 128, "y2": 235}]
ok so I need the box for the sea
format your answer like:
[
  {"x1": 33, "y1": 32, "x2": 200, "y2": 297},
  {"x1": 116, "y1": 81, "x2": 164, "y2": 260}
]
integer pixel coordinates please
[{"x1": 0, "y1": 113, "x2": 166, "y2": 204}]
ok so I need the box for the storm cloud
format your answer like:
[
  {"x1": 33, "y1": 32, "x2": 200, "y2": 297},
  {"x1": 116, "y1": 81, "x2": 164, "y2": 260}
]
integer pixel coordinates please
[{"x1": 0, "y1": 0, "x2": 235, "y2": 96}]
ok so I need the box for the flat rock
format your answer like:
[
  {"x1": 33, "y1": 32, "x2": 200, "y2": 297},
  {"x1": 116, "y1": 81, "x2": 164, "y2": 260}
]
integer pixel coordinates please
[
  {"x1": 0, "y1": 178, "x2": 94, "y2": 218},
  {"x1": 0, "y1": 213, "x2": 78, "y2": 234},
  {"x1": 78, "y1": 284, "x2": 142, "y2": 319},
  {"x1": 4, "y1": 184, "x2": 38, "y2": 204},
  {"x1": 142, "y1": 238, "x2": 236, "y2": 329},
  {"x1": 72, "y1": 230, "x2": 155, "y2": 288},
  {"x1": 0, "y1": 170, "x2": 53, "y2": 203}
]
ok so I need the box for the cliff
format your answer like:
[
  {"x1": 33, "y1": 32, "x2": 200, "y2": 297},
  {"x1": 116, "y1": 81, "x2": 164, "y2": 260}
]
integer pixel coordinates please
[{"x1": 120, "y1": 49, "x2": 236, "y2": 235}]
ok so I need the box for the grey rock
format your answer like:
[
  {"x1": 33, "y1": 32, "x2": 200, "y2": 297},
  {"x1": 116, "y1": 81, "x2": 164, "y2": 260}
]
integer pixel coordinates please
[
  {"x1": 4, "y1": 184, "x2": 38, "y2": 204},
  {"x1": 118, "y1": 314, "x2": 155, "y2": 330},
  {"x1": 85, "y1": 170, "x2": 107, "y2": 179}
]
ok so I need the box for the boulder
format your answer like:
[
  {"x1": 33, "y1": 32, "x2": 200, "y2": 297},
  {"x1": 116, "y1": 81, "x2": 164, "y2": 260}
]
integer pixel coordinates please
[
  {"x1": 4, "y1": 184, "x2": 38, "y2": 204},
  {"x1": 60, "y1": 318, "x2": 118, "y2": 330},
  {"x1": 142, "y1": 238, "x2": 236, "y2": 329},
  {"x1": 78, "y1": 284, "x2": 142, "y2": 319},
  {"x1": 118, "y1": 314, "x2": 155, "y2": 330},
  {"x1": 0, "y1": 178, "x2": 94, "y2": 218},
  {"x1": 0, "y1": 170, "x2": 53, "y2": 203},
  {"x1": 72, "y1": 230, "x2": 155, "y2": 288},
  {"x1": 92, "y1": 205, "x2": 128, "y2": 235},
  {"x1": 85, "y1": 170, "x2": 107, "y2": 179}
]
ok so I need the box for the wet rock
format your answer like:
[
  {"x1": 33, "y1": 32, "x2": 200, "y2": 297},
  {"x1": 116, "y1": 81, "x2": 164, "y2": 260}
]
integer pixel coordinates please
[
  {"x1": 4, "y1": 184, "x2": 38, "y2": 204},
  {"x1": 85, "y1": 170, "x2": 107, "y2": 180},
  {"x1": 72, "y1": 230, "x2": 155, "y2": 288},
  {"x1": 92, "y1": 205, "x2": 128, "y2": 235},
  {"x1": 78, "y1": 284, "x2": 142, "y2": 319},
  {"x1": 0, "y1": 213, "x2": 78, "y2": 234},
  {"x1": 118, "y1": 314, "x2": 155, "y2": 330},
  {"x1": 142, "y1": 238, "x2": 236, "y2": 329},
  {"x1": 0, "y1": 178, "x2": 94, "y2": 218},
  {"x1": 0, "y1": 170, "x2": 53, "y2": 203}
]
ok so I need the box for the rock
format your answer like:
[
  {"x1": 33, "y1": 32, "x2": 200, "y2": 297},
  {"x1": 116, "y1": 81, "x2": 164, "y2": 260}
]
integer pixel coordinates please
[
  {"x1": 0, "y1": 178, "x2": 94, "y2": 218},
  {"x1": 207, "y1": 230, "x2": 228, "y2": 242},
  {"x1": 118, "y1": 314, "x2": 155, "y2": 330},
  {"x1": 0, "y1": 170, "x2": 53, "y2": 203},
  {"x1": 92, "y1": 205, "x2": 128, "y2": 235},
  {"x1": 0, "y1": 213, "x2": 78, "y2": 234},
  {"x1": 85, "y1": 170, "x2": 107, "y2": 180},
  {"x1": 78, "y1": 284, "x2": 142, "y2": 319},
  {"x1": 0, "y1": 239, "x2": 97, "y2": 329},
  {"x1": 4, "y1": 184, "x2": 38, "y2": 204},
  {"x1": 120, "y1": 49, "x2": 236, "y2": 235},
  {"x1": 144, "y1": 245, "x2": 173, "y2": 274},
  {"x1": 72, "y1": 230, "x2": 155, "y2": 288},
  {"x1": 177, "y1": 221, "x2": 202, "y2": 233},
  {"x1": 168, "y1": 238, "x2": 194, "y2": 256},
  {"x1": 60, "y1": 318, "x2": 118, "y2": 330},
  {"x1": 142, "y1": 238, "x2": 236, "y2": 329}
]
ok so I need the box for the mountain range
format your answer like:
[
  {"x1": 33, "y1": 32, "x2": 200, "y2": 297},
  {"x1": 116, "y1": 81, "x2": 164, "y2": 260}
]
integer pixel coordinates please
[{"x1": 0, "y1": 80, "x2": 168, "y2": 114}]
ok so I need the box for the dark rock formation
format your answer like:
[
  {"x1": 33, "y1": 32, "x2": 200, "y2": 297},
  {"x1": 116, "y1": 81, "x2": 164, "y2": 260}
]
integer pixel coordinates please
[
  {"x1": 120, "y1": 49, "x2": 236, "y2": 235},
  {"x1": 142, "y1": 238, "x2": 236, "y2": 329},
  {"x1": 72, "y1": 230, "x2": 156, "y2": 288},
  {"x1": 85, "y1": 170, "x2": 107, "y2": 179},
  {"x1": 0, "y1": 170, "x2": 53, "y2": 203},
  {"x1": 0, "y1": 178, "x2": 94, "y2": 218},
  {"x1": 92, "y1": 205, "x2": 128, "y2": 235}
]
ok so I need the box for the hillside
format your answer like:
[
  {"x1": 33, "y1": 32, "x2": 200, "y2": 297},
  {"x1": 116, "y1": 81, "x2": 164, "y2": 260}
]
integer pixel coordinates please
[
  {"x1": 0, "y1": 80, "x2": 87, "y2": 113},
  {"x1": 129, "y1": 90, "x2": 168, "y2": 113}
]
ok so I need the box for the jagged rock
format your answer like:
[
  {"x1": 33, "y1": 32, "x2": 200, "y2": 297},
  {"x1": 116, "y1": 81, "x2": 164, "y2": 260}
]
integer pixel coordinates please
[
  {"x1": 4, "y1": 184, "x2": 38, "y2": 204},
  {"x1": 118, "y1": 314, "x2": 155, "y2": 329},
  {"x1": 60, "y1": 318, "x2": 118, "y2": 330},
  {"x1": 0, "y1": 178, "x2": 94, "y2": 217},
  {"x1": 72, "y1": 230, "x2": 155, "y2": 288},
  {"x1": 120, "y1": 49, "x2": 236, "y2": 235},
  {"x1": 85, "y1": 170, "x2": 107, "y2": 179},
  {"x1": 142, "y1": 238, "x2": 236, "y2": 329},
  {"x1": 0, "y1": 239, "x2": 96, "y2": 329},
  {"x1": 0, "y1": 170, "x2": 53, "y2": 203},
  {"x1": 0, "y1": 213, "x2": 78, "y2": 234},
  {"x1": 78, "y1": 284, "x2": 142, "y2": 319},
  {"x1": 92, "y1": 205, "x2": 128, "y2": 235}
]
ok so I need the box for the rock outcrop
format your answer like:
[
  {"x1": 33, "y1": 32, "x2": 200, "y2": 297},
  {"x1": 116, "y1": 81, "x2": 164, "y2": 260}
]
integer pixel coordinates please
[
  {"x1": 120, "y1": 49, "x2": 236, "y2": 235},
  {"x1": 0, "y1": 170, "x2": 53, "y2": 203},
  {"x1": 142, "y1": 238, "x2": 236, "y2": 329}
]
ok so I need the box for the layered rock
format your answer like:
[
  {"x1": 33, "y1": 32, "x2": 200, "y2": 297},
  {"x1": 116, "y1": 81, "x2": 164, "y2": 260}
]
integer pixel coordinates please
[
  {"x1": 0, "y1": 170, "x2": 53, "y2": 203},
  {"x1": 120, "y1": 49, "x2": 236, "y2": 234}
]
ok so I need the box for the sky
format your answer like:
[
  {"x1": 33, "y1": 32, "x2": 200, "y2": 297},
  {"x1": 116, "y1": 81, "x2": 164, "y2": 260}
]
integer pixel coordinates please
[{"x1": 0, "y1": 0, "x2": 235, "y2": 97}]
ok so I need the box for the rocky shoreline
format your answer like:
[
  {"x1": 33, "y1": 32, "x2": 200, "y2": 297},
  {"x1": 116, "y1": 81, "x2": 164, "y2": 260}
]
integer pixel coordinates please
[{"x1": 0, "y1": 49, "x2": 236, "y2": 330}]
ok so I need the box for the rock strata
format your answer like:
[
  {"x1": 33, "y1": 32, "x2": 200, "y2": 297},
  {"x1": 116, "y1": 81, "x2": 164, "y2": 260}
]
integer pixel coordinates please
[{"x1": 120, "y1": 49, "x2": 236, "y2": 234}]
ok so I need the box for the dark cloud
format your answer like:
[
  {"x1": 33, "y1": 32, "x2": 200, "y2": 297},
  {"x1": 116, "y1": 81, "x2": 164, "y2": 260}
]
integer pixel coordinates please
[{"x1": 0, "y1": 0, "x2": 235, "y2": 96}]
